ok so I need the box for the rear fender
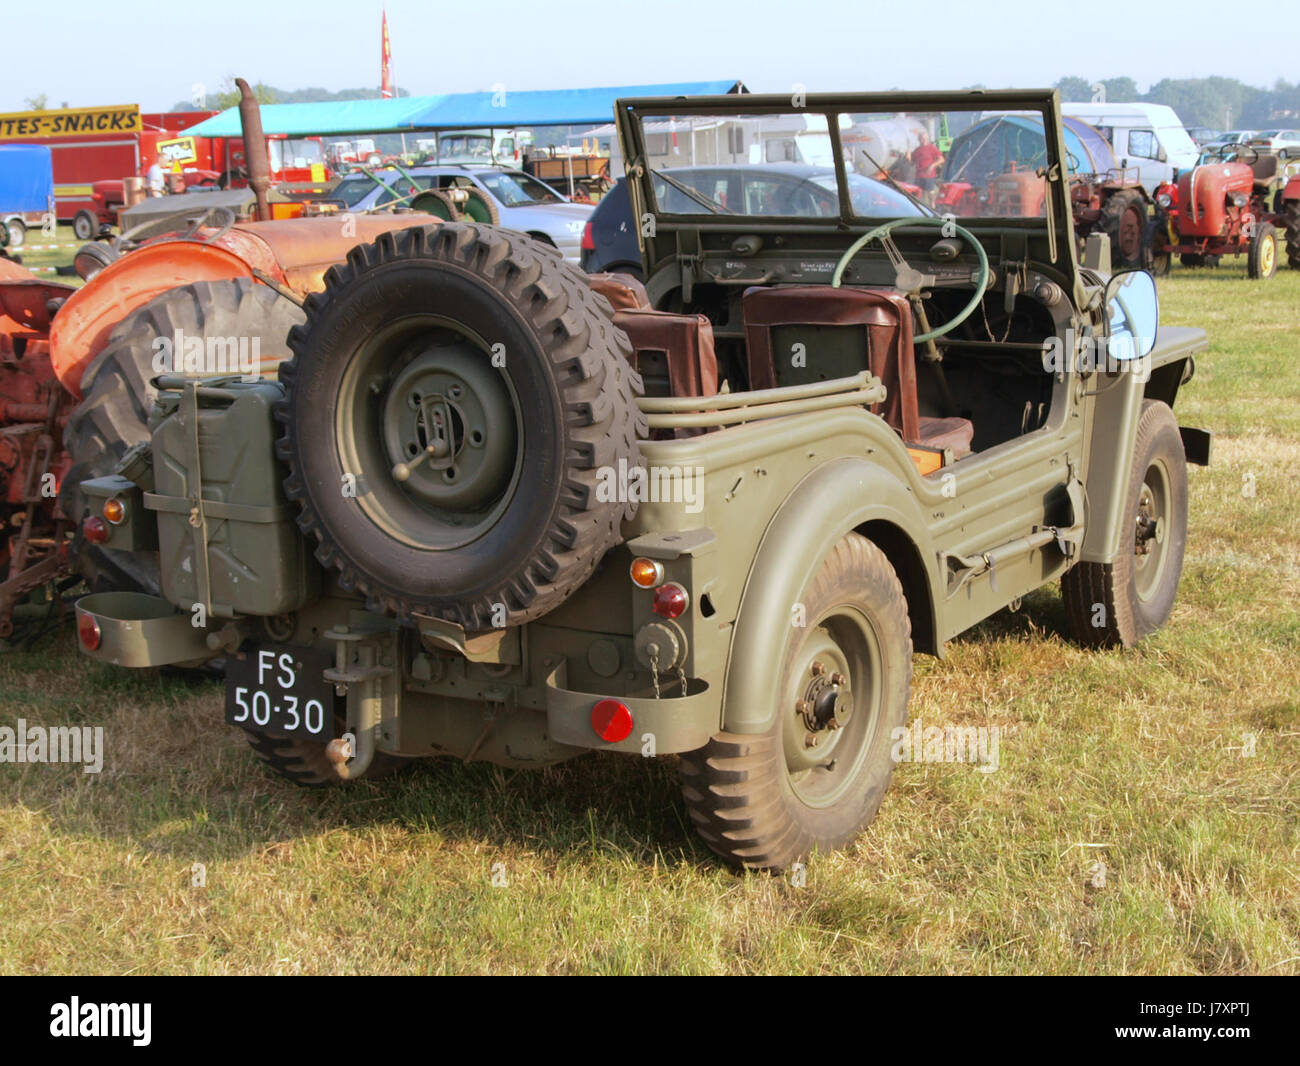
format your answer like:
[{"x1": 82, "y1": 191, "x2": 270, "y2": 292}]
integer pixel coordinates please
[{"x1": 721, "y1": 457, "x2": 939, "y2": 735}]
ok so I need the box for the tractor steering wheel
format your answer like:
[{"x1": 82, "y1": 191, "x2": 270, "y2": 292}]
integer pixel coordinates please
[{"x1": 831, "y1": 216, "x2": 990, "y2": 343}]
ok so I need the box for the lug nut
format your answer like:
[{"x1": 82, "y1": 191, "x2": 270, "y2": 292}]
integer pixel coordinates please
[
  {"x1": 830, "y1": 672, "x2": 846, "y2": 686},
  {"x1": 810, "y1": 661, "x2": 826, "y2": 675},
  {"x1": 795, "y1": 699, "x2": 810, "y2": 716},
  {"x1": 804, "y1": 733, "x2": 818, "y2": 748}
]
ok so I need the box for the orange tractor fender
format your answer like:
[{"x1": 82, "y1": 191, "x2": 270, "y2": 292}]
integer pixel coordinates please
[{"x1": 49, "y1": 214, "x2": 426, "y2": 398}]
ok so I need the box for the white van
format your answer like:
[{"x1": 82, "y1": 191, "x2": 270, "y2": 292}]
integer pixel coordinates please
[{"x1": 1061, "y1": 102, "x2": 1199, "y2": 193}]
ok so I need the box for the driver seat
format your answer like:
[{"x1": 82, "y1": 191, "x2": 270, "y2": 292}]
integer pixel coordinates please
[{"x1": 742, "y1": 285, "x2": 974, "y2": 457}]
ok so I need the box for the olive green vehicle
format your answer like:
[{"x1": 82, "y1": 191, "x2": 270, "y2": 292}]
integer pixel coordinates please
[{"x1": 72, "y1": 90, "x2": 1209, "y2": 870}]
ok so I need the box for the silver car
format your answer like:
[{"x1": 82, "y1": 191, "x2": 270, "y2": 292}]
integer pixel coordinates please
[
  {"x1": 410, "y1": 165, "x2": 593, "y2": 263},
  {"x1": 333, "y1": 164, "x2": 592, "y2": 264}
]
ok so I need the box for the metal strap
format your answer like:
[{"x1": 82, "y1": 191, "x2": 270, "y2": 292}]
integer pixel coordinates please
[{"x1": 143, "y1": 492, "x2": 290, "y2": 524}]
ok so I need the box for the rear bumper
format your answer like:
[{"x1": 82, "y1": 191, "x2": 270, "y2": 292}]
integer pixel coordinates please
[
  {"x1": 543, "y1": 663, "x2": 717, "y2": 754},
  {"x1": 75, "y1": 593, "x2": 213, "y2": 667}
]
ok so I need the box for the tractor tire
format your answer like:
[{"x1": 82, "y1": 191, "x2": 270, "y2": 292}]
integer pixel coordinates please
[
  {"x1": 61, "y1": 279, "x2": 305, "y2": 589},
  {"x1": 1247, "y1": 222, "x2": 1279, "y2": 279},
  {"x1": 459, "y1": 187, "x2": 500, "y2": 225},
  {"x1": 72, "y1": 210, "x2": 98, "y2": 242},
  {"x1": 275, "y1": 222, "x2": 645, "y2": 631},
  {"x1": 73, "y1": 240, "x2": 120, "y2": 281},
  {"x1": 679, "y1": 533, "x2": 912, "y2": 870},
  {"x1": 1101, "y1": 189, "x2": 1148, "y2": 269},
  {"x1": 1061, "y1": 400, "x2": 1188, "y2": 649},
  {"x1": 242, "y1": 713, "x2": 406, "y2": 787},
  {"x1": 408, "y1": 189, "x2": 461, "y2": 221},
  {"x1": 1283, "y1": 203, "x2": 1300, "y2": 270}
]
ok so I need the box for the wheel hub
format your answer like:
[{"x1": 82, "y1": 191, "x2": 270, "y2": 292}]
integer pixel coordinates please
[{"x1": 381, "y1": 343, "x2": 516, "y2": 512}]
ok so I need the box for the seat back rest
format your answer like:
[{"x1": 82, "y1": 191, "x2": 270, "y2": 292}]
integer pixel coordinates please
[
  {"x1": 1251, "y1": 155, "x2": 1280, "y2": 183},
  {"x1": 586, "y1": 272, "x2": 651, "y2": 312},
  {"x1": 742, "y1": 285, "x2": 918, "y2": 441},
  {"x1": 612, "y1": 309, "x2": 719, "y2": 399}
]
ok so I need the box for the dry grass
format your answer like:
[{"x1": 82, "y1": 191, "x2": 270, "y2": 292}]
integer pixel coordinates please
[{"x1": 0, "y1": 261, "x2": 1297, "y2": 975}]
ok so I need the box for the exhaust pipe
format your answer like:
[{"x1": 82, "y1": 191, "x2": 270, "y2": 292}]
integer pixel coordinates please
[{"x1": 236, "y1": 78, "x2": 271, "y2": 223}]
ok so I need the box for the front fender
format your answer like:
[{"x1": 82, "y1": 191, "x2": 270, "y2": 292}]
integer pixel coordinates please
[{"x1": 721, "y1": 456, "x2": 939, "y2": 735}]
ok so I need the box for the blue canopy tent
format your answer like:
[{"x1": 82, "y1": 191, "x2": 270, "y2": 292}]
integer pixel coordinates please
[{"x1": 185, "y1": 82, "x2": 746, "y2": 139}]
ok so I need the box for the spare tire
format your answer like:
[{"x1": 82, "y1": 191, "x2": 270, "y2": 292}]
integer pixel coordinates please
[
  {"x1": 275, "y1": 222, "x2": 645, "y2": 630},
  {"x1": 61, "y1": 278, "x2": 306, "y2": 590}
]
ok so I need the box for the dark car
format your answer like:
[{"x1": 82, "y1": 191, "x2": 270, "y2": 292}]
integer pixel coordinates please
[{"x1": 581, "y1": 164, "x2": 924, "y2": 277}]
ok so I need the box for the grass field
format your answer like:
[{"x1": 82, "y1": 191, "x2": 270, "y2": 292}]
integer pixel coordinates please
[{"x1": 0, "y1": 257, "x2": 1297, "y2": 975}]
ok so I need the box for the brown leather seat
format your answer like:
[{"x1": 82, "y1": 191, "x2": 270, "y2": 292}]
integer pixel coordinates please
[
  {"x1": 743, "y1": 285, "x2": 973, "y2": 458},
  {"x1": 1251, "y1": 155, "x2": 1280, "y2": 183},
  {"x1": 586, "y1": 272, "x2": 651, "y2": 312},
  {"x1": 612, "y1": 309, "x2": 719, "y2": 399}
]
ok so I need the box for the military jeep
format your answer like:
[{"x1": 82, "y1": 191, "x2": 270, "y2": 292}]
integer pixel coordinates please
[{"x1": 72, "y1": 90, "x2": 1209, "y2": 870}]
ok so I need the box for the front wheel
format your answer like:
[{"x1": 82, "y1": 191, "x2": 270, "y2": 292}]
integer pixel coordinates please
[
  {"x1": 5, "y1": 218, "x2": 25, "y2": 248},
  {"x1": 679, "y1": 533, "x2": 912, "y2": 870},
  {"x1": 1247, "y1": 222, "x2": 1278, "y2": 279},
  {"x1": 1062, "y1": 400, "x2": 1188, "y2": 648}
]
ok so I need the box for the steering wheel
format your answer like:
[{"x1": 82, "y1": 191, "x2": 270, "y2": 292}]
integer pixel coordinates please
[
  {"x1": 1230, "y1": 144, "x2": 1259, "y2": 165},
  {"x1": 116, "y1": 205, "x2": 237, "y2": 252},
  {"x1": 831, "y1": 216, "x2": 990, "y2": 343}
]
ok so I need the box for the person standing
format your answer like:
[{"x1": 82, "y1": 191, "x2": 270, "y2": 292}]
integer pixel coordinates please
[
  {"x1": 911, "y1": 131, "x2": 945, "y2": 204},
  {"x1": 146, "y1": 152, "x2": 167, "y2": 197}
]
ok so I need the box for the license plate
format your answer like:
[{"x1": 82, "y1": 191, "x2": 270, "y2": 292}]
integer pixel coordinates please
[{"x1": 224, "y1": 644, "x2": 337, "y2": 740}]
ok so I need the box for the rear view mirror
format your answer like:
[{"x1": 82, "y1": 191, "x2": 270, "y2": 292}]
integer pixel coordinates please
[{"x1": 1104, "y1": 269, "x2": 1158, "y2": 360}]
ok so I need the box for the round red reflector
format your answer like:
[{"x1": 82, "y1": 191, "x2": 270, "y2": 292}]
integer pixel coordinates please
[
  {"x1": 652, "y1": 582, "x2": 689, "y2": 619},
  {"x1": 78, "y1": 612, "x2": 101, "y2": 651},
  {"x1": 629, "y1": 557, "x2": 663, "y2": 588},
  {"x1": 591, "y1": 698, "x2": 633, "y2": 743},
  {"x1": 83, "y1": 515, "x2": 109, "y2": 544}
]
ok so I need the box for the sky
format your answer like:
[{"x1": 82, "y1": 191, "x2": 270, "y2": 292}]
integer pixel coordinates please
[{"x1": 4, "y1": 0, "x2": 1298, "y2": 114}]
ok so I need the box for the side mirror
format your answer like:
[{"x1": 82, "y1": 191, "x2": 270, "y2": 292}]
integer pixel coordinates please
[
  {"x1": 1104, "y1": 269, "x2": 1158, "y2": 360},
  {"x1": 1157, "y1": 145, "x2": 1168, "y2": 163}
]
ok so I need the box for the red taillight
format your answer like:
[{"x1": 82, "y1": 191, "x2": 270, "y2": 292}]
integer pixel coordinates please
[
  {"x1": 652, "y1": 582, "x2": 689, "y2": 619},
  {"x1": 78, "y1": 612, "x2": 101, "y2": 651},
  {"x1": 580, "y1": 220, "x2": 595, "y2": 252},
  {"x1": 591, "y1": 698, "x2": 633, "y2": 743},
  {"x1": 83, "y1": 515, "x2": 108, "y2": 544}
]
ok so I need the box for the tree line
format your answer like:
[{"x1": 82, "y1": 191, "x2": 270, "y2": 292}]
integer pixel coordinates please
[{"x1": 1053, "y1": 76, "x2": 1300, "y2": 130}]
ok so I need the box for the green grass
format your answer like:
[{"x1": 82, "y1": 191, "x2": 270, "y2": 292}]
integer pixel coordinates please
[{"x1": 1, "y1": 264, "x2": 1298, "y2": 975}]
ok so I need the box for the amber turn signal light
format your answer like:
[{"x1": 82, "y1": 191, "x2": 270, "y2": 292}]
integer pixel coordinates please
[
  {"x1": 629, "y1": 557, "x2": 663, "y2": 589},
  {"x1": 102, "y1": 498, "x2": 126, "y2": 525}
]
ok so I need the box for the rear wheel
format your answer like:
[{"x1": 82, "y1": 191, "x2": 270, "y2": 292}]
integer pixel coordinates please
[
  {"x1": 1247, "y1": 222, "x2": 1278, "y2": 279},
  {"x1": 61, "y1": 278, "x2": 305, "y2": 588},
  {"x1": 1284, "y1": 203, "x2": 1300, "y2": 269},
  {"x1": 5, "y1": 218, "x2": 25, "y2": 248},
  {"x1": 72, "y1": 210, "x2": 98, "y2": 241},
  {"x1": 1101, "y1": 189, "x2": 1148, "y2": 268},
  {"x1": 679, "y1": 533, "x2": 912, "y2": 870},
  {"x1": 1062, "y1": 400, "x2": 1188, "y2": 648}
]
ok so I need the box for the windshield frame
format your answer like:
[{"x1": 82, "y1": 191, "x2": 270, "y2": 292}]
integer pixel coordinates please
[{"x1": 615, "y1": 89, "x2": 1075, "y2": 286}]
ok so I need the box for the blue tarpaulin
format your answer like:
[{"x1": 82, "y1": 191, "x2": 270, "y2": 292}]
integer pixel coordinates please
[
  {"x1": 185, "y1": 81, "x2": 745, "y2": 138},
  {"x1": 0, "y1": 144, "x2": 54, "y2": 213}
]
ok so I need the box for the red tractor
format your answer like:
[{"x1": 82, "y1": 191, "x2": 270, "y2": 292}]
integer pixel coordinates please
[
  {"x1": 1149, "y1": 145, "x2": 1300, "y2": 278},
  {"x1": 936, "y1": 114, "x2": 1152, "y2": 269}
]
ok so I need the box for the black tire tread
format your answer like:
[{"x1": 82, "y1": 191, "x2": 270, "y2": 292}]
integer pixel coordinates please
[
  {"x1": 679, "y1": 533, "x2": 911, "y2": 870},
  {"x1": 275, "y1": 222, "x2": 646, "y2": 630}
]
